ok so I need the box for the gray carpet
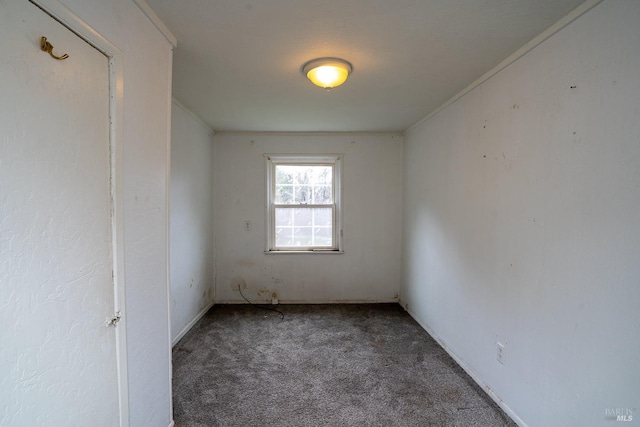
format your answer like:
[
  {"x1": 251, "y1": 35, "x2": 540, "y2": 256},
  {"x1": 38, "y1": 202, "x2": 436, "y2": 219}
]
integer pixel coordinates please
[{"x1": 172, "y1": 304, "x2": 516, "y2": 427}]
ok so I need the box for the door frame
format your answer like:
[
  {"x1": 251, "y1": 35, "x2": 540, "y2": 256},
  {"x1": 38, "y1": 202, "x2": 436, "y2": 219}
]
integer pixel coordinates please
[{"x1": 28, "y1": 1, "x2": 129, "y2": 425}]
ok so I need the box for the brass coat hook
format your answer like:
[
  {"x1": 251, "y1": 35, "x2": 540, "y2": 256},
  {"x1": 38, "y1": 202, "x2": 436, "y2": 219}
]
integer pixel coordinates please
[{"x1": 41, "y1": 36, "x2": 69, "y2": 60}]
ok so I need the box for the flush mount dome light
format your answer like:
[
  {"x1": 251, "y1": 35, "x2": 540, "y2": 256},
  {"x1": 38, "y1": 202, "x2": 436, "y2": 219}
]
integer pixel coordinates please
[{"x1": 302, "y1": 57, "x2": 353, "y2": 89}]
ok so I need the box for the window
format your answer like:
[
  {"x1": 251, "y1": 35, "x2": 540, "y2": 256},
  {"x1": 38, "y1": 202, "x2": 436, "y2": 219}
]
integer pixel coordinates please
[{"x1": 265, "y1": 154, "x2": 342, "y2": 252}]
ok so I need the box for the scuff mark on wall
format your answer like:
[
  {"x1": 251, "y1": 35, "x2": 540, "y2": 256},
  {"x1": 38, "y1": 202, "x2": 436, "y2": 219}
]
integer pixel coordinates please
[
  {"x1": 237, "y1": 258, "x2": 255, "y2": 268},
  {"x1": 230, "y1": 276, "x2": 247, "y2": 291}
]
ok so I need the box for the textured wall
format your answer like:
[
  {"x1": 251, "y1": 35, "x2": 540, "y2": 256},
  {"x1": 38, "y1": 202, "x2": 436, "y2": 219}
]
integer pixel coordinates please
[
  {"x1": 47, "y1": 0, "x2": 174, "y2": 425},
  {"x1": 170, "y1": 101, "x2": 215, "y2": 343},
  {"x1": 401, "y1": 1, "x2": 640, "y2": 426},
  {"x1": 214, "y1": 132, "x2": 403, "y2": 304},
  {"x1": 0, "y1": 1, "x2": 117, "y2": 424}
]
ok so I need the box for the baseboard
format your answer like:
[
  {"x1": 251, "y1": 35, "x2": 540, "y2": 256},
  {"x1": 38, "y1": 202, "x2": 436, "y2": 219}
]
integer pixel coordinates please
[
  {"x1": 404, "y1": 307, "x2": 527, "y2": 427},
  {"x1": 168, "y1": 420, "x2": 175, "y2": 427},
  {"x1": 215, "y1": 299, "x2": 399, "y2": 304},
  {"x1": 172, "y1": 300, "x2": 215, "y2": 347}
]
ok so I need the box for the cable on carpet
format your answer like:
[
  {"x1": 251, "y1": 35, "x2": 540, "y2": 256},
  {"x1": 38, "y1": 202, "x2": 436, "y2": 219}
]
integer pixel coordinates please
[{"x1": 238, "y1": 284, "x2": 285, "y2": 320}]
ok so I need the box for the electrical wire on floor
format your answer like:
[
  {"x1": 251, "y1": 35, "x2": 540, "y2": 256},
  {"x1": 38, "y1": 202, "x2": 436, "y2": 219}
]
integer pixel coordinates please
[{"x1": 238, "y1": 284, "x2": 285, "y2": 320}]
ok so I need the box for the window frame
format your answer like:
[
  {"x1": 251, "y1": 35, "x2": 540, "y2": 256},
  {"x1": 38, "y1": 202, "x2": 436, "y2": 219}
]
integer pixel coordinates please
[{"x1": 265, "y1": 154, "x2": 343, "y2": 253}]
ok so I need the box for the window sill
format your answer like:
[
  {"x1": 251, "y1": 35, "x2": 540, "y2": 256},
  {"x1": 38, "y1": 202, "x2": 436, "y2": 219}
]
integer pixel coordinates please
[{"x1": 264, "y1": 250, "x2": 344, "y2": 255}]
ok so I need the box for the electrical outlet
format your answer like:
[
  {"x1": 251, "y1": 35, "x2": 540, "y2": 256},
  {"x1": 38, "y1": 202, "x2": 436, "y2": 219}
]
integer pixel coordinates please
[
  {"x1": 243, "y1": 221, "x2": 252, "y2": 231},
  {"x1": 497, "y1": 342, "x2": 505, "y2": 365}
]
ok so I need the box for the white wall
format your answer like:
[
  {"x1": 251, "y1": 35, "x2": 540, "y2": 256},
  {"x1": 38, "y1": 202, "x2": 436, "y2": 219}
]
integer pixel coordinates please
[
  {"x1": 214, "y1": 132, "x2": 403, "y2": 303},
  {"x1": 1, "y1": 2, "x2": 118, "y2": 424},
  {"x1": 170, "y1": 100, "x2": 215, "y2": 344},
  {"x1": 52, "y1": 0, "x2": 175, "y2": 425},
  {"x1": 401, "y1": 1, "x2": 640, "y2": 426}
]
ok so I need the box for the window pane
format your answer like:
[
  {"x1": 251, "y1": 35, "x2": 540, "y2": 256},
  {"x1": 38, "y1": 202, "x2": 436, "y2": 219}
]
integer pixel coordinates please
[
  {"x1": 275, "y1": 186, "x2": 293, "y2": 204},
  {"x1": 314, "y1": 227, "x2": 332, "y2": 238},
  {"x1": 313, "y1": 186, "x2": 331, "y2": 204},
  {"x1": 294, "y1": 208, "x2": 312, "y2": 226},
  {"x1": 276, "y1": 167, "x2": 294, "y2": 185},
  {"x1": 313, "y1": 166, "x2": 332, "y2": 185},
  {"x1": 314, "y1": 227, "x2": 333, "y2": 248},
  {"x1": 294, "y1": 186, "x2": 312, "y2": 204},
  {"x1": 314, "y1": 208, "x2": 332, "y2": 226},
  {"x1": 314, "y1": 237, "x2": 332, "y2": 246},
  {"x1": 274, "y1": 165, "x2": 332, "y2": 205},
  {"x1": 275, "y1": 209, "x2": 293, "y2": 226},
  {"x1": 275, "y1": 227, "x2": 293, "y2": 247},
  {"x1": 293, "y1": 226, "x2": 313, "y2": 247},
  {"x1": 275, "y1": 207, "x2": 333, "y2": 247},
  {"x1": 295, "y1": 168, "x2": 310, "y2": 184}
]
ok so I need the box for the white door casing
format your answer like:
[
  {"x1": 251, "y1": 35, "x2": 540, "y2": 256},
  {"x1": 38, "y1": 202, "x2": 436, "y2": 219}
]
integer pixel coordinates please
[{"x1": 0, "y1": 0, "x2": 122, "y2": 425}]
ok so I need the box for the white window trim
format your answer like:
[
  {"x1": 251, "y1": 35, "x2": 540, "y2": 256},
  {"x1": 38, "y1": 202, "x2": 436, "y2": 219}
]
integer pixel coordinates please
[{"x1": 265, "y1": 154, "x2": 343, "y2": 254}]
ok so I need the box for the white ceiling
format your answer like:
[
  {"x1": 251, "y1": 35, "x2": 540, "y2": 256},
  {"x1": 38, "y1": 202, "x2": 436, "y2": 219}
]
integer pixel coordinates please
[{"x1": 146, "y1": 0, "x2": 585, "y2": 132}]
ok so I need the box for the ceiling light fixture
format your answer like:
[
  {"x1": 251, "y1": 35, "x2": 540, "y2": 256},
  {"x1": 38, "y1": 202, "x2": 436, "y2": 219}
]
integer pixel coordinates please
[{"x1": 302, "y1": 57, "x2": 353, "y2": 89}]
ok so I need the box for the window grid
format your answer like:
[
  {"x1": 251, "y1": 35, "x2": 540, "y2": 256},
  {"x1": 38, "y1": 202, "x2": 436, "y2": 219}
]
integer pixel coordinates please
[
  {"x1": 266, "y1": 155, "x2": 342, "y2": 252},
  {"x1": 274, "y1": 164, "x2": 333, "y2": 205},
  {"x1": 273, "y1": 164, "x2": 334, "y2": 248},
  {"x1": 274, "y1": 207, "x2": 334, "y2": 248}
]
